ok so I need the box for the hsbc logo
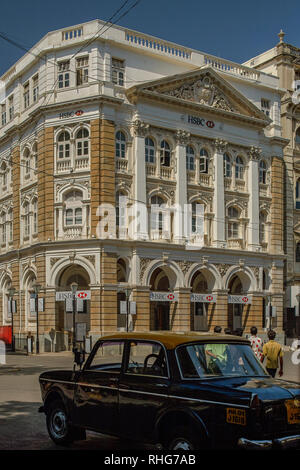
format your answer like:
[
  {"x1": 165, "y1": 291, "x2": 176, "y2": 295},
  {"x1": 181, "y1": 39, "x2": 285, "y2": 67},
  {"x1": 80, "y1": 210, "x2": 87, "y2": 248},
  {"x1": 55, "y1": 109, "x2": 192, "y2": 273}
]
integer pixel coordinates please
[{"x1": 59, "y1": 110, "x2": 84, "y2": 119}]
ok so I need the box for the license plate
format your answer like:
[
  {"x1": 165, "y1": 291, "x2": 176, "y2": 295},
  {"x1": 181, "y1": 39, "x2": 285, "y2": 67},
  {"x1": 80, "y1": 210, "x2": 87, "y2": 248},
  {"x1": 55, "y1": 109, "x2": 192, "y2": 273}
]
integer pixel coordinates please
[
  {"x1": 226, "y1": 407, "x2": 246, "y2": 425},
  {"x1": 285, "y1": 400, "x2": 300, "y2": 425}
]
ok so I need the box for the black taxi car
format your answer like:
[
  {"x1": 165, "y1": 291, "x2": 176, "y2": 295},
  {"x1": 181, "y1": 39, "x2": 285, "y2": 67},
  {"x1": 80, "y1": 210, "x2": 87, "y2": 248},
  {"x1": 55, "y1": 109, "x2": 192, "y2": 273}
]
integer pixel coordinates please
[{"x1": 38, "y1": 332, "x2": 300, "y2": 450}]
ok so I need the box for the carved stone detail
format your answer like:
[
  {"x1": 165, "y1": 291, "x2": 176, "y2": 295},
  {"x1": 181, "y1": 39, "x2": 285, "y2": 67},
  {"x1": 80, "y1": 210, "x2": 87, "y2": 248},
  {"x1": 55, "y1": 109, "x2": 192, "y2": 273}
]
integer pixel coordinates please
[
  {"x1": 215, "y1": 263, "x2": 231, "y2": 277},
  {"x1": 162, "y1": 75, "x2": 235, "y2": 112},
  {"x1": 248, "y1": 146, "x2": 262, "y2": 161},
  {"x1": 214, "y1": 138, "x2": 227, "y2": 154},
  {"x1": 50, "y1": 257, "x2": 61, "y2": 268},
  {"x1": 132, "y1": 119, "x2": 150, "y2": 137},
  {"x1": 177, "y1": 260, "x2": 192, "y2": 276},
  {"x1": 175, "y1": 130, "x2": 190, "y2": 146},
  {"x1": 139, "y1": 258, "x2": 153, "y2": 283},
  {"x1": 83, "y1": 255, "x2": 96, "y2": 267}
]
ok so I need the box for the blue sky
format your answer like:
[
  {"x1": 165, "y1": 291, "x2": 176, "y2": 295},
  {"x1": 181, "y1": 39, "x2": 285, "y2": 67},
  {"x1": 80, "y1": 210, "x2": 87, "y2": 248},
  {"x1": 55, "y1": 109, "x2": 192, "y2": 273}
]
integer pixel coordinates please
[{"x1": 0, "y1": 0, "x2": 298, "y2": 75}]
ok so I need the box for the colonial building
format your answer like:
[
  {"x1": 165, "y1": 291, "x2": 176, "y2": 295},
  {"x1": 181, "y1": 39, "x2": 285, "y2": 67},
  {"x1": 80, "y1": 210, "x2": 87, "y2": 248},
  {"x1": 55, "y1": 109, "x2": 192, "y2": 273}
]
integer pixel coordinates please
[
  {"x1": 0, "y1": 20, "x2": 287, "y2": 351},
  {"x1": 244, "y1": 31, "x2": 300, "y2": 339}
]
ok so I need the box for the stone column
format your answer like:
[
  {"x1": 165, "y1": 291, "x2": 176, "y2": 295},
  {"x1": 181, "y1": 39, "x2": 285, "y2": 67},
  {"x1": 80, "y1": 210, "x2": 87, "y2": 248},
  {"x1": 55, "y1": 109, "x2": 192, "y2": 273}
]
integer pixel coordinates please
[
  {"x1": 212, "y1": 290, "x2": 228, "y2": 329},
  {"x1": 212, "y1": 139, "x2": 227, "y2": 248},
  {"x1": 270, "y1": 155, "x2": 284, "y2": 255},
  {"x1": 132, "y1": 119, "x2": 149, "y2": 240},
  {"x1": 132, "y1": 286, "x2": 150, "y2": 331},
  {"x1": 174, "y1": 130, "x2": 189, "y2": 243},
  {"x1": 171, "y1": 288, "x2": 191, "y2": 331},
  {"x1": 247, "y1": 146, "x2": 261, "y2": 250},
  {"x1": 100, "y1": 249, "x2": 118, "y2": 334}
]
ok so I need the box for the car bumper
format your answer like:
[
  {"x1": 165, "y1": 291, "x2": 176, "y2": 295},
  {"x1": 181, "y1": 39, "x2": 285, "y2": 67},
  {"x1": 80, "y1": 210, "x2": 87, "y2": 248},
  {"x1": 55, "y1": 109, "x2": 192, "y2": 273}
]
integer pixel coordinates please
[{"x1": 238, "y1": 434, "x2": 300, "y2": 450}]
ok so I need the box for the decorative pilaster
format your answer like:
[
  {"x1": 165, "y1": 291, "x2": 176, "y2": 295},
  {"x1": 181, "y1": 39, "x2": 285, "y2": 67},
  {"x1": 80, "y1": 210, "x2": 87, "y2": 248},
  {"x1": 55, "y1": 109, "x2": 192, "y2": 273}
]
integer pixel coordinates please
[
  {"x1": 248, "y1": 146, "x2": 261, "y2": 251},
  {"x1": 174, "y1": 130, "x2": 190, "y2": 243},
  {"x1": 212, "y1": 139, "x2": 227, "y2": 247}
]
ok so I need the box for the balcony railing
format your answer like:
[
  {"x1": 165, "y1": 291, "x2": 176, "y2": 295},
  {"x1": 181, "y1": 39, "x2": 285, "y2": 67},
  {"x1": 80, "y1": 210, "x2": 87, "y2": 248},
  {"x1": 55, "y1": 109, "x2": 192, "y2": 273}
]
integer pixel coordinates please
[
  {"x1": 64, "y1": 227, "x2": 82, "y2": 239},
  {"x1": 75, "y1": 157, "x2": 89, "y2": 171},
  {"x1": 199, "y1": 173, "x2": 210, "y2": 186},
  {"x1": 227, "y1": 238, "x2": 244, "y2": 250},
  {"x1": 116, "y1": 158, "x2": 128, "y2": 173},
  {"x1": 56, "y1": 159, "x2": 72, "y2": 173}
]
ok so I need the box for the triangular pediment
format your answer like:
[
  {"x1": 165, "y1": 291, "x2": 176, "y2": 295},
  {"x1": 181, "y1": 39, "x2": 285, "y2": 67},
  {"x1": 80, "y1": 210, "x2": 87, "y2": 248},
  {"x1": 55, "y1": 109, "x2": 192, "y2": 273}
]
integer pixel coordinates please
[{"x1": 126, "y1": 67, "x2": 270, "y2": 126}]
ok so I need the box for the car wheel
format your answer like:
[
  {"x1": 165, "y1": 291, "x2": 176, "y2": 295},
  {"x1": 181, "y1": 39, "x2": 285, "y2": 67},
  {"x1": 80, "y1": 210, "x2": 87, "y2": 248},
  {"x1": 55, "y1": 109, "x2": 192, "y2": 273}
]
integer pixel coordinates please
[
  {"x1": 46, "y1": 399, "x2": 76, "y2": 446},
  {"x1": 167, "y1": 426, "x2": 199, "y2": 451}
]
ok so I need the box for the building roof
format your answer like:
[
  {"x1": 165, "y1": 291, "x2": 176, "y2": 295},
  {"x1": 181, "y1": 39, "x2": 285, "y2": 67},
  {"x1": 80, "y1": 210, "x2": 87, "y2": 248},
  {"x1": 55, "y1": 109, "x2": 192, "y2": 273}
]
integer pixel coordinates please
[{"x1": 98, "y1": 331, "x2": 250, "y2": 349}]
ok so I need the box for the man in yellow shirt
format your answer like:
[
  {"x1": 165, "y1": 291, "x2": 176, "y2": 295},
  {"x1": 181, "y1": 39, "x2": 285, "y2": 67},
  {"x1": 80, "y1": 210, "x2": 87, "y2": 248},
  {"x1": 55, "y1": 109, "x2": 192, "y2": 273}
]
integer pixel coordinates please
[{"x1": 262, "y1": 330, "x2": 283, "y2": 378}]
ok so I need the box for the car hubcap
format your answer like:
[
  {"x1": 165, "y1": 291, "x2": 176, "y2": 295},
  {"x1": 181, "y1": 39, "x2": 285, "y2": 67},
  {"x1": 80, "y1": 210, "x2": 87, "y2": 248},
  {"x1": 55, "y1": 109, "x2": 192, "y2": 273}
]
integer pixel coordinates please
[
  {"x1": 51, "y1": 410, "x2": 67, "y2": 438},
  {"x1": 172, "y1": 439, "x2": 193, "y2": 450}
]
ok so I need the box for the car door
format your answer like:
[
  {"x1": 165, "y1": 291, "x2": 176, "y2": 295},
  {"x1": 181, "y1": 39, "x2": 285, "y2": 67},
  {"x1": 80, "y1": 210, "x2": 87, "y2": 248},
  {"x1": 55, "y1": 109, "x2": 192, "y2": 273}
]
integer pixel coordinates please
[
  {"x1": 73, "y1": 339, "x2": 125, "y2": 435},
  {"x1": 118, "y1": 340, "x2": 170, "y2": 442}
]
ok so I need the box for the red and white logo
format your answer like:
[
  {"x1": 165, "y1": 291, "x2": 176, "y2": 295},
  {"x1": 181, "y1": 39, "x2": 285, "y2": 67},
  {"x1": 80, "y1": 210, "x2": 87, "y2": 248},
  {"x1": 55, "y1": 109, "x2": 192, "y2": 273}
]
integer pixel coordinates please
[
  {"x1": 77, "y1": 292, "x2": 87, "y2": 299},
  {"x1": 167, "y1": 293, "x2": 175, "y2": 301},
  {"x1": 242, "y1": 297, "x2": 249, "y2": 303},
  {"x1": 75, "y1": 110, "x2": 84, "y2": 116},
  {"x1": 206, "y1": 295, "x2": 213, "y2": 302},
  {"x1": 206, "y1": 120, "x2": 215, "y2": 128}
]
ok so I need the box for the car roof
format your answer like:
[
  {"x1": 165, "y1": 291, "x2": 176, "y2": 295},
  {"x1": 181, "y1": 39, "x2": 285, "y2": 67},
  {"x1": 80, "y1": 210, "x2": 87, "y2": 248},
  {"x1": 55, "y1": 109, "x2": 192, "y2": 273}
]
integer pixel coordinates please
[{"x1": 97, "y1": 331, "x2": 250, "y2": 350}]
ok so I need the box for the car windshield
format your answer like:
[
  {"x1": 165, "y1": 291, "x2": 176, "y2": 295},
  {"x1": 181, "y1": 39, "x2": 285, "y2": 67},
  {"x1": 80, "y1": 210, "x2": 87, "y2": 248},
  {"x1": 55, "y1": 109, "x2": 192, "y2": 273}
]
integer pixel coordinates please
[{"x1": 177, "y1": 342, "x2": 268, "y2": 379}]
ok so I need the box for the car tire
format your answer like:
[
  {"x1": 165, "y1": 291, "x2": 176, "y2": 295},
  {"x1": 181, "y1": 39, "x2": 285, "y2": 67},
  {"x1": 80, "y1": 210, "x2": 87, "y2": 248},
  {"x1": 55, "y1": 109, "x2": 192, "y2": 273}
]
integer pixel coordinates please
[
  {"x1": 46, "y1": 399, "x2": 77, "y2": 446},
  {"x1": 166, "y1": 426, "x2": 200, "y2": 451}
]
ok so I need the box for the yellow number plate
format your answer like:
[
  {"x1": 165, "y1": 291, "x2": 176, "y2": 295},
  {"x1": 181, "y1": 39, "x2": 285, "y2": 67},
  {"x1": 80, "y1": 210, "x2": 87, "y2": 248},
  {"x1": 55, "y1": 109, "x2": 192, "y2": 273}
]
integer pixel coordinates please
[
  {"x1": 226, "y1": 408, "x2": 246, "y2": 426},
  {"x1": 285, "y1": 400, "x2": 300, "y2": 425}
]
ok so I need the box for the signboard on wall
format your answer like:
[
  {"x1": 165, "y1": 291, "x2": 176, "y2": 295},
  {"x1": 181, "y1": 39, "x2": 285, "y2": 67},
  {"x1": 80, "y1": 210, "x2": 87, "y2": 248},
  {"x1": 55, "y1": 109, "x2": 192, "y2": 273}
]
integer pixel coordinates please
[
  {"x1": 190, "y1": 294, "x2": 216, "y2": 303},
  {"x1": 56, "y1": 290, "x2": 91, "y2": 301},
  {"x1": 149, "y1": 292, "x2": 179, "y2": 302},
  {"x1": 228, "y1": 295, "x2": 252, "y2": 305}
]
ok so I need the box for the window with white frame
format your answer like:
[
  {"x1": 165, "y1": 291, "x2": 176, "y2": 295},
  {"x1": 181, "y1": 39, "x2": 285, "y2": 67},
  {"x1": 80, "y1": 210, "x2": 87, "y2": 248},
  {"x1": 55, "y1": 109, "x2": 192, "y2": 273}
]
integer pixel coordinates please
[
  {"x1": 23, "y1": 82, "x2": 30, "y2": 109},
  {"x1": 7, "y1": 209, "x2": 13, "y2": 242},
  {"x1": 64, "y1": 190, "x2": 83, "y2": 227},
  {"x1": 75, "y1": 128, "x2": 89, "y2": 157},
  {"x1": 186, "y1": 145, "x2": 195, "y2": 171},
  {"x1": 112, "y1": 58, "x2": 125, "y2": 86},
  {"x1": 227, "y1": 206, "x2": 240, "y2": 239},
  {"x1": 116, "y1": 191, "x2": 127, "y2": 229},
  {"x1": 23, "y1": 202, "x2": 30, "y2": 237},
  {"x1": 259, "y1": 211, "x2": 267, "y2": 244},
  {"x1": 223, "y1": 153, "x2": 231, "y2": 178},
  {"x1": 191, "y1": 201, "x2": 205, "y2": 234},
  {"x1": 235, "y1": 156, "x2": 244, "y2": 180},
  {"x1": 32, "y1": 142, "x2": 38, "y2": 170},
  {"x1": 1, "y1": 161, "x2": 7, "y2": 188},
  {"x1": 199, "y1": 148, "x2": 209, "y2": 173},
  {"x1": 150, "y1": 195, "x2": 165, "y2": 233},
  {"x1": 8, "y1": 95, "x2": 14, "y2": 121},
  {"x1": 1, "y1": 212, "x2": 6, "y2": 244},
  {"x1": 1, "y1": 104, "x2": 6, "y2": 126},
  {"x1": 261, "y1": 98, "x2": 270, "y2": 117},
  {"x1": 33, "y1": 199, "x2": 38, "y2": 234},
  {"x1": 160, "y1": 140, "x2": 171, "y2": 167},
  {"x1": 23, "y1": 148, "x2": 31, "y2": 177},
  {"x1": 259, "y1": 160, "x2": 267, "y2": 184},
  {"x1": 145, "y1": 137, "x2": 155, "y2": 163},
  {"x1": 32, "y1": 75, "x2": 39, "y2": 103},
  {"x1": 76, "y1": 57, "x2": 89, "y2": 86},
  {"x1": 58, "y1": 61, "x2": 70, "y2": 88},
  {"x1": 116, "y1": 131, "x2": 126, "y2": 159},
  {"x1": 58, "y1": 131, "x2": 71, "y2": 158}
]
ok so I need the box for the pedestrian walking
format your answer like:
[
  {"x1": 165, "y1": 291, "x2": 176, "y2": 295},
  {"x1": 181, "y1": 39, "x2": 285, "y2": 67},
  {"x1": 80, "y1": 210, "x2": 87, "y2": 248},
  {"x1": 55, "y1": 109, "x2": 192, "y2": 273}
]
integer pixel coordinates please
[
  {"x1": 262, "y1": 330, "x2": 283, "y2": 378},
  {"x1": 249, "y1": 326, "x2": 263, "y2": 362}
]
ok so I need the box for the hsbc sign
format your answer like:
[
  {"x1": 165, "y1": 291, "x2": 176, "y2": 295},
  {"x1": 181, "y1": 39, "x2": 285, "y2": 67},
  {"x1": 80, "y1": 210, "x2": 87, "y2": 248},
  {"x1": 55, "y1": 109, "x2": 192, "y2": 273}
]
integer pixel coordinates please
[
  {"x1": 150, "y1": 292, "x2": 178, "y2": 302},
  {"x1": 228, "y1": 295, "x2": 252, "y2": 305},
  {"x1": 59, "y1": 110, "x2": 84, "y2": 119},
  {"x1": 190, "y1": 294, "x2": 216, "y2": 303},
  {"x1": 56, "y1": 290, "x2": 91, "y2": 301}
]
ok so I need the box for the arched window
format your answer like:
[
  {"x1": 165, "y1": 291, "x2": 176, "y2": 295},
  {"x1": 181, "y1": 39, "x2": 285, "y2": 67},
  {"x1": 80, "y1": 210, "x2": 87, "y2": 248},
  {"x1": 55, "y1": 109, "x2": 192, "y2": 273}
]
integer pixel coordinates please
[
  {"x1": 1, "y1": 212, "x2": 6, "y2": 244},
  {"x1": 58, "y1": 131, "x2": 70, "y2": 159},
  {"x1": 235, "y1": 156, "x2": 244, "y2": 179},
  {"x1": 75, "y1": 128, "x2": 89, "y2": 157},
  {"x1": 296, "y1": 242, "x2": 300, "y2": 262},
  {"x1": 32, "y1": 142, "x2": 38, "y2": 170},
  {"x1": 259, "y1": 160, "x2": 267, "y2": 184},
  {"x1": 296, "y1": 178, "x2": 300, "y2": 209},
  {"x1": 145, "y1": 137, "x2": 155, "y2": 163},
  {"x1": 115, "y1": 131, "x2": 126, "y2": 158},
  {"x1": 116, "y1": 191, "x2": 127, "y2": 229},
  {"x1": 259, "y1": 211, "x2": 267, "y2": 244},
  {"x1": 295, "y1": 127, "x2": 300, "y2": 145},
  {"x1": 191, "y1": 201, "x2": 205, "y2": 234},
  {"x1": 64, "y1": 190, "x2": 83, "y2": 226},
  {"x1": 200, "y1": 148, "x2": 209, "y2": 173},
  {"x1": 223, "y1": 153, "x2": 231, "y2": 177},
  {"x1": 24, "y1": 202, "x2": 30, "y2": 237},
  {"x1": 227, "y1": 206, "x2": 240, "y2": 239},
  {"x1": 23, "y1": 148, "x2": 31, "y2": 176},
  {"x1": 33, "y1": 199, "x2": 38, "y2": 234},
  {"x1": 150, "y1": 195, "x2": 165, "y2": 231},
  {"x1": 160, "y1": 140, "x2": 171, "y2": 167},
  {"x1": 1, "y1": 161, "x2": 7, "y2": 187},
  {"x1": 186, "y1": 145, "x2": 195, "y2": 171},
  {"x1": 7, "y1": 209, "x2": 13, "y2": 242}
]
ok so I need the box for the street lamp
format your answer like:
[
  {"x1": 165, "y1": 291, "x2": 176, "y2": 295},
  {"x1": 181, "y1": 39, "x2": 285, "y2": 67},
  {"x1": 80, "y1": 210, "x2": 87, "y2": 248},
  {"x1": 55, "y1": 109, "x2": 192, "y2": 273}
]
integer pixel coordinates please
[
  {"x1": 70, "y1": 282, "x2": 78, "y2": 353},
  {"x1": 32, "y1": 280, "x2": 42, "y2": 354},
  {"x1": 8, "y1": 286, "x2": 16, "y2": 352}
]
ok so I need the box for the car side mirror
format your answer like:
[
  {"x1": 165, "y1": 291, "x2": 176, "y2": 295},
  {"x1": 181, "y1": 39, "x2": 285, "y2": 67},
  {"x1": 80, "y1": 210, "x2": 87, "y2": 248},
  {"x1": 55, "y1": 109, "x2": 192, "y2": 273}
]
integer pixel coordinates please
[{"x1": 74, "y1": 349, "x2": 85, "y2": 368}]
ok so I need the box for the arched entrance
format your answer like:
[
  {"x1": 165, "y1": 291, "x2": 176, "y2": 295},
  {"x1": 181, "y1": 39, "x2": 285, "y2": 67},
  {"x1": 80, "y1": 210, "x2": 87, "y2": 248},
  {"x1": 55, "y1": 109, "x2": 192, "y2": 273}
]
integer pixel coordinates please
[
  {"x1": 228, "y1": 274, "x2": 243, "y2": 331},
  {"x1": 191, "y1": 271, "x2": 209, "y2": 331},
  {"x1": 150, "y1": 267, "x2": 171, "y2": 331},
  {"x1": 56, "y1": 264, "x2": 90, "y2": 348}
]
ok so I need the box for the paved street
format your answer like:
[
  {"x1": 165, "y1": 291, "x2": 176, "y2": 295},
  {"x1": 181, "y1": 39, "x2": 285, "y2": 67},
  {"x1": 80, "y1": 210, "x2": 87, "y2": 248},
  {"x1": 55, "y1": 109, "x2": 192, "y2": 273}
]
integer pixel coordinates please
[{"x1": 0, "y1": 348, "x2": 299, "y2": 450}]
